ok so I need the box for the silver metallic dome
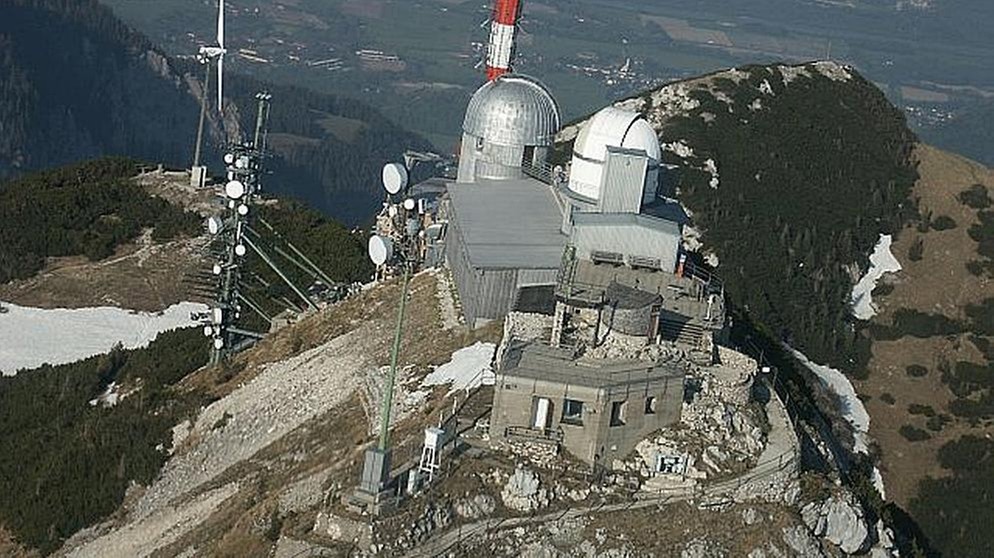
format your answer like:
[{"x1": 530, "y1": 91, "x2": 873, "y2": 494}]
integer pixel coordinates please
[{"x1": 462, "y1": 74, "x2": 561, "y2": 147}]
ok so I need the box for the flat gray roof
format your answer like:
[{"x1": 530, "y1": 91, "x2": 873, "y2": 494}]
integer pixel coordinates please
[
  {"x1": 447, "y1": 177, "x2": 567, "y2": 269},
  {"x1": 572, "y1": 211, "x2": 681, "y2": 237},
  {"x1": 501, "y1": 340, "x2": 684, "y2": 389}
]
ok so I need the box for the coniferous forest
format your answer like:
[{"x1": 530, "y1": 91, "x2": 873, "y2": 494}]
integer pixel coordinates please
[
  {"x1": 0, "y1": 157, "x2": 200, "y2": 283},
  {"x1": 0, "y1": 328, "x2": 209, "y2": 553},
  {"x1": 657, "y1": 65, "x2": 919, "y2": 374}
]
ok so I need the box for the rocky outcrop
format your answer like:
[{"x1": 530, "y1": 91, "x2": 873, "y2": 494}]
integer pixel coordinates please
[
  {"x1": 801, "y1": 491, "x2": 870, "y2": 554},
  {"x1": 501, "y1": 467, "x2": 550, "y2": 512},
  {"x1": 454, "y1": 494, "x2": 496, "y2": 520},
  {"x1": 782, "y1": 525, "x2": 824, "y2": 557}
]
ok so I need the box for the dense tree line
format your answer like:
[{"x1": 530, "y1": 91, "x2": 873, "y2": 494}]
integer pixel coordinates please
[
  {"x1": 656, "y1": 64, "x2": 919, "y2": 373},
  {"x1": 233, "y1": 200, "x2": 374, "y2": 326},
  {"x1": 0, "y1": 328, "x2": 209, "y2": 553},
  {"x1": 911, "y1": 435, "x2": 994, "y2": 558},
  {"x1": 0, "y1": 158, "x2": 200, "y2": 283}
]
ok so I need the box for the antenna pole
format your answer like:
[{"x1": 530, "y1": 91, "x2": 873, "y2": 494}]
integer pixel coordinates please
[
  {"x1": 253, "y1": 92, "x2": 272, "y2": 151},
  {"x1": 193, "y1": 62, "x2": 211, "y2": 168},
  {"x1": 377, "y1": 262, "x2": 412, "y2": 450}
]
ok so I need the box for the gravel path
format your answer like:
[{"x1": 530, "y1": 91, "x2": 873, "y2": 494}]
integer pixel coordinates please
[{"x1": 64, "y1": 326, "x2": 378, "y2": 556}]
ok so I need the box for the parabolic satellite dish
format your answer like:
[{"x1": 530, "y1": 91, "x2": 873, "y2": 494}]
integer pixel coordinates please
[
  {"x1": 225, "y1": 180, "x2": 246, "y2": 200},
  {"x1": 382, "y1": 163, "x2": 408, "y2": 195},
  {"x1": 368, "y1": 235, "x2": 393, "y2": 266},
  {"x1": 403, "y1": 198, "x2": 416, "y2": 211}
]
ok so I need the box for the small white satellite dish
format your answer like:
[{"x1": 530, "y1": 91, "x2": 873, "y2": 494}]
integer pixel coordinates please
[
  {"x1": 225, "y1": 180, "x2": 246, "y2": 200},
  {"x1": 237, "y1": 204, "x2": 249, "y2": 216},
  {"x1": 235, "y1": 244, "x2": 247, "y2": 257},
  {"x1": 382, "y1": 163, "x2": 408, "y2": 195},
  {"x1": 388, "y1": 205, "x2": 399, "y2": 218},
  {"x1": 212, "y1": 307, "x2": 224, "y2": 324},
  {"x1": 212, "y1": 263, "x2": 223, "y2": 275},
  {"x1": 224, "y1": 153, "x2": 235, "y2": 164},
  {"x1": 207, "y1": 216, "x2": 224, "y2": 235},
  {"x1": 403, "y1": 198, "x2": 416, "y2": 211},
  {"x1": 213, "y1": 338, "x2": 225, "y2": 350},
  {"x1": 235, "y1": 156, "x2": 248, "y2": 169},
  {"x1": 203, "y1": 325, "x2": 214, "y2": 337},
  {"x1": 368, "y1": 235, "x2": 393, "y2": 266}
]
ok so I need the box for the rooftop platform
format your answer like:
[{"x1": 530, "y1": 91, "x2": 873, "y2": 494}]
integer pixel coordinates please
[
  {"x1": 445, "y1": 177, "x2": 566, "y2": 269},
  {"x1": 558, "y1": 259, "x2": 725, "y2": 329},
  {"x1": 500, "y1": 340, "x2": 684, "y2": 389}
]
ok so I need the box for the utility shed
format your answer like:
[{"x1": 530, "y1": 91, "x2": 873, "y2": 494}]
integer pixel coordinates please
[
  {"x1": 570, "y1": 212, "x2": 680, "y2": 274},
  {"x1": 444, "y1": 177, "x2": 567, "y2": 327},
  {"x1": 490, "y1": 340, "x2": 685, "y2": 469}
]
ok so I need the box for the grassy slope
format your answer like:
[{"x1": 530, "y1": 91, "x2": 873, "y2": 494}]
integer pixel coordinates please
[{"x1": 858, "y1": 145, "x2": 994, "y2": 557}]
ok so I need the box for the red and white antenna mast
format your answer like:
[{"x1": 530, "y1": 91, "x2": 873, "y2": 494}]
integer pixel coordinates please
[{"x1": 485, "y1": 0, "x2": 522, "y2": 81}]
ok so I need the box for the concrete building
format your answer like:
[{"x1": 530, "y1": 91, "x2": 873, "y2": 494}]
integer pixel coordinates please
[{"x1": 490, "y1": 340, "x2": 685, "y2": 469}]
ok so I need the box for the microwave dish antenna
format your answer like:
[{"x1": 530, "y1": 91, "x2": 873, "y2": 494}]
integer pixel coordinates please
[
  {"x1": 225, "y1": 180, "x2": 246, "y2": 199},
  {"x1": 382, "y1": 163, "x2": 409, "y2": 195},
  {"x1": 368, "y1": 235, "x2": 394, "y2": 266}
]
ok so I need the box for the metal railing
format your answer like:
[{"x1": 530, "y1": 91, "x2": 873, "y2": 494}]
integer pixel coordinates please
[
  {"x1": 521, "y1": 159, "x2": 555, "y2": 184},
  {"x1": 504, "y1": 425, "x2": 564, "y2": 444}
]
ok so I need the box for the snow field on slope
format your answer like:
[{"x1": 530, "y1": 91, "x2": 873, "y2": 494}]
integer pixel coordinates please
[
  {"x1": 421, "y1": 342, "x2": 496, "y2": 395},
  {"x1": 851, "y1": 234, "x2": 902, "y2": 320},
  {"x1": 0, "y1": 301, "x2": 207, "y2": 376},
  {"x1": 789, "y1": 347, "x2": 886, "y2": 497}
]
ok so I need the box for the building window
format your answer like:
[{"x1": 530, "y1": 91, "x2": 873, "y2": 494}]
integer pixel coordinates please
[
  {"x1": 610, "y1": 401, "x2": 627, "y2": 427},
  {"x1": 476, "y1": 136, "x2": 485, "y2": 152},
  {"x1": 645, "y1": 396, "x2": 657, "y2": 415},
  {"x1": 562, "y1": 399, "x2": 584, "y2": 425}
]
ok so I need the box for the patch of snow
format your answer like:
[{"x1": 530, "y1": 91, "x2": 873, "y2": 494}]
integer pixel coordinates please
[
  {"x1": 89, "y1": 382, "x2": 121, "y2": 407},
  {"x1": 0, "y1": 301, "x2": 207, "y2": 376},
  {"x1": 851, "y1": 234, "x2": 902, "y2": 320},
  {"x1": 788, "y1": 347, "x2": 870, "y2": 454},
  {"x1": 788, "y1": 347, "x2": 888, "y2": 500},
  {"x1": 704, "y1": 158, "x2": 720, "y2": 189},
  {"x1": 872, "y1": 467, "x2": 887, "y2": 500},
  {"x1": 421, "y1": 342, "x2": 496, "y2": 395}
]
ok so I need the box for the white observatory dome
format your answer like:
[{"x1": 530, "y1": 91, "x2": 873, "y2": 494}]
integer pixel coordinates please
[
  {"x1": 568, "y1": 106, "x2": 661, "y2": 201},
  {"x1": 462, "y1": 74, "x2": 561, "y2": 148}
]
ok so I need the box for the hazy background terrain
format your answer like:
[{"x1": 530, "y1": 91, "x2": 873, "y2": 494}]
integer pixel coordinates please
[{"x1": 100, "y1": 0, "x2": 994, "y2": 163}]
